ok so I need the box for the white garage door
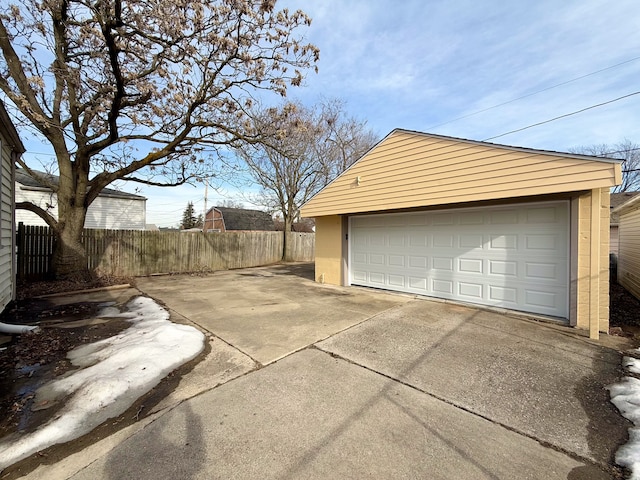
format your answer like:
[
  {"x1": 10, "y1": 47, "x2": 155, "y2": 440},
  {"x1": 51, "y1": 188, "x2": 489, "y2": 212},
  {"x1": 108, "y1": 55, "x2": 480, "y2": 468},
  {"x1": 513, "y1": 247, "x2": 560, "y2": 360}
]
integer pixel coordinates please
[{"x1": 350, "y1": 202, "x2": 569, "y2": 318}]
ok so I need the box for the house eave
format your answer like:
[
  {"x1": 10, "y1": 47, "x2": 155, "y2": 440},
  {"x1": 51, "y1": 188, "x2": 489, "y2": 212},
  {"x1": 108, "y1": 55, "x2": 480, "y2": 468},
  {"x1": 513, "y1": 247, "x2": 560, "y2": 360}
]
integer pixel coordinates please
[{"x1": 613, "y1": 194, "x2": 640, "y2": 215}]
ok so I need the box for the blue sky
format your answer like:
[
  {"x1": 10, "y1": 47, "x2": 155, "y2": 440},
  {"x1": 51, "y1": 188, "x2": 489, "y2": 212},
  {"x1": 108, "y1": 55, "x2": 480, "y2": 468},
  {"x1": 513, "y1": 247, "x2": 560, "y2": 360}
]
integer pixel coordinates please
[{"x1": 19, "y1": 0, "x2": 640, "y2": 227}]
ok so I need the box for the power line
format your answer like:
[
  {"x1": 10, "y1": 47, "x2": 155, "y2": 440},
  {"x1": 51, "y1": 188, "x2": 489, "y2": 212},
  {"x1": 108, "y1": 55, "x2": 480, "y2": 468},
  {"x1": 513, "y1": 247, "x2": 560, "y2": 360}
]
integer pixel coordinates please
[
  {"x1": 600, "y1": 147, "x2": 640, "y2": 156},
  {"x1": 482, "y1": 90, "x2": 640, "y2": 142},
  {"x1": 426, "y1": 55, "x2": 640, "y2": 131}
]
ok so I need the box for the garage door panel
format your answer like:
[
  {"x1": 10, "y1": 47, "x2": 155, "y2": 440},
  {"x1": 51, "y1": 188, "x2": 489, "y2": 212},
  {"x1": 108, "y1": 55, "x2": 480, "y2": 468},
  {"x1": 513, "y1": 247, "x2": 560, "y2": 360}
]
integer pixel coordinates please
[
  {"x1": 488, "y1": 260, "x2": 518, "y2": 276},
  {"x1": 409, "y1": 234, "x2": 428, "y2": 247},
  {"x1": 489, "y1": 234, "x2": 518, "y2": 250},
  {"x1": 409, "y1": 256, "x2": 428, "y2": 268},
  {"x1": 459, "y1": 234, "x2": 484, "y2": 249},
  {"x1": 369, "y1": 272, "x2": 385, "y2": 285},
  {"x1": 525, "y1": 262, "x2": 559, "y2": 281},
  {"x1": 369, "y1": 253, "x2": 385, "y2": 265},
  {"x1": 458, "y1": 258, "x2": 483, "y2": 274},
  {"x1": 433, "y1": 234, "x2": 454, "y2": 247},
  {"x1": 526, "y1": 206, "x2": 558, "y2": 223},
  {"x1": 525, "y1": 234, "x2": 558, "y2": 251},
  {"x1": 433, "y1": 213, "x2": 455, "y2": 225},
  {"x1": 458, "y1": 282, "x2": 483, "y2": 300},
  {"x1": 490, "y1": 209, "x2": 520, "y2": 224},
  {"x1": 432, "y1": 279, "x2": 453, "y2": 295},
  {"x1": 488, "y1": 285, "x2": 518, "y2": 304},
  {"x1": 409, "y1": 276, "x2": 428, "y2": 291},
  {"x1": 459, "y1": 211, "x2": 484, "y2": 224},
  {"x1": 350, "y1": 202, "x2": 569, "y2": 319},
  {"x1": 432, "y1": 257, "x2": 453, "y2": 271}
]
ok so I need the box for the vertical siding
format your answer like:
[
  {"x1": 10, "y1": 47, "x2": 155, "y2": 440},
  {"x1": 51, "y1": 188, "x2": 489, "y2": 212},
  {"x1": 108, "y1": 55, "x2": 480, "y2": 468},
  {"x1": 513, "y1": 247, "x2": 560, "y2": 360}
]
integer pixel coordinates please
[
  {"x1": 618, "y1": 205, "x2": 640, "y2": 300},
  {"x1": 0, "y1": 137, "x2": 14, "y2": 311}
]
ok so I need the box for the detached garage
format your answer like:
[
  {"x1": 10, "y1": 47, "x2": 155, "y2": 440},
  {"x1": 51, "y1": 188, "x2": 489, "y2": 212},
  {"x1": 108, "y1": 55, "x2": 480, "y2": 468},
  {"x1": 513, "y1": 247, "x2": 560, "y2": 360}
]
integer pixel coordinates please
[{"x1": 300, "y1": 130, "x2": 621, "y2": 339}]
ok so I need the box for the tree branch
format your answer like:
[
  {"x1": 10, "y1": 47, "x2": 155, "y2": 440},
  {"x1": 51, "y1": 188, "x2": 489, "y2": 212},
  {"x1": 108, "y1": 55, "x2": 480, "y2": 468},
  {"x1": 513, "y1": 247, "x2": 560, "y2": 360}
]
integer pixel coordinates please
[{"x1": 15, "y1": 201, "x2": 59, "y2": 231}]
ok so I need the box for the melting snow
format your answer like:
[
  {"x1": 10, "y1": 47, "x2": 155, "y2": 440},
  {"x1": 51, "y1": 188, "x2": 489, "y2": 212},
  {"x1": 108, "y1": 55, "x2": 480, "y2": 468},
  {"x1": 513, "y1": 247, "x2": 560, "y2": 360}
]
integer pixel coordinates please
[
  {"x1": 610, "y1": 354, "x2": 640, "y2": 480},
  {"x1": 0, "y1": 296, "x2": 205, "y2": 471}
]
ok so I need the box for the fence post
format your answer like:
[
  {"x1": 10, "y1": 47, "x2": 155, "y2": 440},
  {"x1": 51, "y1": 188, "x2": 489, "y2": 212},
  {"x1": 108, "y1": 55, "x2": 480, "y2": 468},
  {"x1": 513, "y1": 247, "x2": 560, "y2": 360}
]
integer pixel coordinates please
[{"x1": 16, "y1": 222, "x2": 24, "y2": 281}]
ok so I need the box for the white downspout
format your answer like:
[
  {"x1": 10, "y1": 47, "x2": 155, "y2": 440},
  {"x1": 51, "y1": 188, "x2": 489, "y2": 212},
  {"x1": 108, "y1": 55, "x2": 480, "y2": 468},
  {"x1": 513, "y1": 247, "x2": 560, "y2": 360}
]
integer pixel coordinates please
[{"x1": 0, "y1": 322, "x2": 38, "y2": 334}]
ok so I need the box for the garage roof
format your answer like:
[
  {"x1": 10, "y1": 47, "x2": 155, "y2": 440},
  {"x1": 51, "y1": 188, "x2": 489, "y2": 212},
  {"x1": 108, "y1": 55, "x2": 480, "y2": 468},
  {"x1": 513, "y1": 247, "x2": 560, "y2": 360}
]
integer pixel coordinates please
[{"x1": 301, "y1": 129, "x2": 622, "y2": 218}]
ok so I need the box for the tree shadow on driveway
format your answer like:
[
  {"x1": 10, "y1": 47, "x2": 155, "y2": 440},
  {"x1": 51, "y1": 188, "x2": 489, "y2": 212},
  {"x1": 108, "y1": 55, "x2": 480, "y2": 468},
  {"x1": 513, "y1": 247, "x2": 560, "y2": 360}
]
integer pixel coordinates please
[
  {"x1": 106, "y1": 403, "x2": 206, "y2": 480},
  {"x1": 568, "y1": 351, "x2": 630, "y2": 479}
]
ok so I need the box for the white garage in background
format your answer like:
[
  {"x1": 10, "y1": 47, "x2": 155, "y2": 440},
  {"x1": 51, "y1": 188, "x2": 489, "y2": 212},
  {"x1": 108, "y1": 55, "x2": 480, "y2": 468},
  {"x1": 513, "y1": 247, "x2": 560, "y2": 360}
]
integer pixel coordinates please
[
  {"x1": 349, "y1": 202, "x2": 568, "y2": 318},
  {"x1": 301, "y1": 129, "x2": 622, "y2": 339}
]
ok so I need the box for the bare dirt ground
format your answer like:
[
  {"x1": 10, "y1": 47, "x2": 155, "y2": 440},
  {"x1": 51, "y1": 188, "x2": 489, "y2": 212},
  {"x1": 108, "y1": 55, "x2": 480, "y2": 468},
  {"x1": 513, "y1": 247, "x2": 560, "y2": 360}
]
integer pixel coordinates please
[{"x1": 610, "y1": 281, "x2": 640, "y2": 330}]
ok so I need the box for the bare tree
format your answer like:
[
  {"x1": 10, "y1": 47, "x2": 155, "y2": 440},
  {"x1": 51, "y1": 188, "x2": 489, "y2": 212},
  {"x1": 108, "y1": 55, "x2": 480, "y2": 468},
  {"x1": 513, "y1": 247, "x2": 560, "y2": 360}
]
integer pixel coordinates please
[
  {"x1": 219, "y1": 199, "x2": 245, "y2": 209},
  {"x1": 570, "y1": 140, "x2": 640, "y2": 192},
  {"x1": 0, "y1": 0, "x2": 318, "y2": 278},
  {"x1": 235, "y1": 99, "x2": 377, "y2": 259}
]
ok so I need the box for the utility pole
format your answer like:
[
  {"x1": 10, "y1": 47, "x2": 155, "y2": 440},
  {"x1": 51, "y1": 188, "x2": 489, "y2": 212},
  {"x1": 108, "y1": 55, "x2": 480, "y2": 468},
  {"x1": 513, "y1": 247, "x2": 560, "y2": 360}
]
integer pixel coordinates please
[{"x1": 203, "y1": 178, "x2": 208, "y2": 232}]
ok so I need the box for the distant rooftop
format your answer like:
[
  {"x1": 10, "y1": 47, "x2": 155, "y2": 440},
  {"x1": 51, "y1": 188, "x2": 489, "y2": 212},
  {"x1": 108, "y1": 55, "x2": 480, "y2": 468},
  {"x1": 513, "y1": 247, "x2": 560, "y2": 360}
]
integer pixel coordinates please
[
  {"x1": 610, "y1": 192, "x2": 640, "y2": 224},
  {"x1": 16, "y1": 168, "x2": 146, "y2": 200},
  {"x1": 212, "y1": 207, "x2": 274, "y2": 231}
]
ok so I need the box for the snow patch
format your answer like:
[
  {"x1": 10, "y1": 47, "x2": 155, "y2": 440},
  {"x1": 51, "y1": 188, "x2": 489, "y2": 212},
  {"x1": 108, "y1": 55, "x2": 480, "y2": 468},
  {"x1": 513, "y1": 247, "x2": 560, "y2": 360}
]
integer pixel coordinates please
[
  {"x1": 610, "y1": 353, "x2": 640, "y2": 479},
  {"x1": 624, "y1": 357, "x2": 640, "y2": 375},
  {"x1": 0, "y1": 296, "x2": 205, "y2": 471}
]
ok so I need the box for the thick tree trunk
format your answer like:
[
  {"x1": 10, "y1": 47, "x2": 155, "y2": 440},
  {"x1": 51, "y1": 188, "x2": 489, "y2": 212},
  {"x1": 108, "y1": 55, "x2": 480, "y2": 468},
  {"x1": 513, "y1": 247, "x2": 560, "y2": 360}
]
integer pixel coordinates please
[
  {"x1": 282, "y1": 216, "x2": 293, "y2": 262},
  {"x1": 51, "y1": 206, "x2": 91, "y2": 281}
]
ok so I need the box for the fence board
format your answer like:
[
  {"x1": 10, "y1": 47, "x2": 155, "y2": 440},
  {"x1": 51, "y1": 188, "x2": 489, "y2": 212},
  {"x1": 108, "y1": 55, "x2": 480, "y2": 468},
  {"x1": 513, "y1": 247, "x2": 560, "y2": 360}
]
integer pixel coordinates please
[{"x1": 16, "y1": 226, "x2": 314, "y2": 280}]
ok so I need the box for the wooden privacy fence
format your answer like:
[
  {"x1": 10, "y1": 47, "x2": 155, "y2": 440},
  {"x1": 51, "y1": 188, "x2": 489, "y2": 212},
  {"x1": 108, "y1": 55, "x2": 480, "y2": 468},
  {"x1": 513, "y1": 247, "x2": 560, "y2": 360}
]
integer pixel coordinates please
[{"x1": 16, "y1": 224, "x2": 315, "y2": 280}]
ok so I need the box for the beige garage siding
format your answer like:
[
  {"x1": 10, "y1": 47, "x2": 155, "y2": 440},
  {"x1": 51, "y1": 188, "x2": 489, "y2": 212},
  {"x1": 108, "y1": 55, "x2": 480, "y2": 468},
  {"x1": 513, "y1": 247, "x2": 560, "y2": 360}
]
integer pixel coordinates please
[
  {"x1": 302, "y1": 130, "x2": 620, "y2": 217},
  {"x1": 304, "y1": 130, "x2": 620, "y2": 338},
  {"x1": 574, "y1": 189, "x2": 610, "y2": 332}
]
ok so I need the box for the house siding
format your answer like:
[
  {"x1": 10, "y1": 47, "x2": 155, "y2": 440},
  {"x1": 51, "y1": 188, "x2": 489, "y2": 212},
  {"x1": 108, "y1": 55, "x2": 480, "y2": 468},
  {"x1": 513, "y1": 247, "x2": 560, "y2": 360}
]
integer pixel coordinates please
[
  {"x1": 85, "y1": 196, "x2": 146, "y2": 230},
  {"x1": 617, "y1": 200, "x2": 640, "y2": 300},
  {"x1": 301, "y1": 130, "x2": 620, "y2": 217},
  {"x1": 610, "y1": 226, "x2": 619, "y2": 255},
  {"x1": 0, "y1": 137, "x2": 15, "y2": 311},
  {"x1": 15, "y1": 188, "x2": 146, "y2": 230}
]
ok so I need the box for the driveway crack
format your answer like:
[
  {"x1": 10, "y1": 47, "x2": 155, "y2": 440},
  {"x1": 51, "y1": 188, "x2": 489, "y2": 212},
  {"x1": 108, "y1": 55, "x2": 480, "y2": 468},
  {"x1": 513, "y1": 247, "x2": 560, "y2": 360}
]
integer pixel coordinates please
[{"x1": 311, "y1": 345, "x2": 620, "y2": 477}]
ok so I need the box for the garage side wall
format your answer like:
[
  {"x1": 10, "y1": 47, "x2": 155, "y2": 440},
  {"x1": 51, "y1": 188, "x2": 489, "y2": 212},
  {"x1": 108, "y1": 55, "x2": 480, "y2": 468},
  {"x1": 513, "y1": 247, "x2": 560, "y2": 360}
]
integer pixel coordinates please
[
  {"x1": 618, "y1": 204, "x2": 640, "y2": 300},
  {"x1": 314, "y1": 215, "x2": 343, "y2": 285},
  {"x1": 576, "y1": 188, "x2": 610, "y2": 332}
]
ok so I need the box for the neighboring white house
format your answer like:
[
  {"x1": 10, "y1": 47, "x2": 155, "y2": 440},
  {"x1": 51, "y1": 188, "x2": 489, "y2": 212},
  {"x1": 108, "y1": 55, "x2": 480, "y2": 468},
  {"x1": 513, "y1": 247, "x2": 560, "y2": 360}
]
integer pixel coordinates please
[
  {"x1": 15, "y1": 169, "x2": 147, "y2": 230},
  {"x1": 614, "y1": 194, "x2": 640, "y2": 300},
  {"x1": 0, "y1": 102, "x2": 25, "y2": 313}
]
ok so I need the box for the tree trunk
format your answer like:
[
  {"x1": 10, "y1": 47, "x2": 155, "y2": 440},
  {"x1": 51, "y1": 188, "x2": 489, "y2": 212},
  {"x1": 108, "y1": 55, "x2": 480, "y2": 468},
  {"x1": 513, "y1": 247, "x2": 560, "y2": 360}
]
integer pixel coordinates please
[
  {"x1": 282, "y1": 216, "x2": 293, "y2": 262},
  {"x1": 51, "y1": 206, "x2": 91, "y2": 281}
]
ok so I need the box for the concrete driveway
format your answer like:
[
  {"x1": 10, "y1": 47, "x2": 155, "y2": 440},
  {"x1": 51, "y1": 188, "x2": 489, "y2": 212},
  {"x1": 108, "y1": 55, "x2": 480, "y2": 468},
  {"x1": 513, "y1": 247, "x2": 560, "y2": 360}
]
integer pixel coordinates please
[{"x1": 24, "y1": 263, "x2": 632, "y2": 479}]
